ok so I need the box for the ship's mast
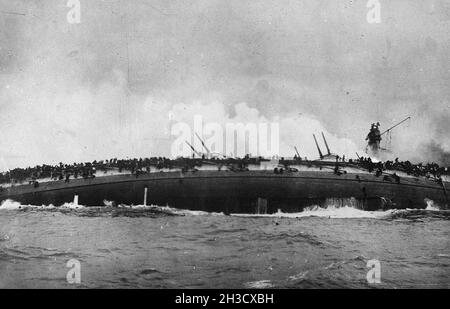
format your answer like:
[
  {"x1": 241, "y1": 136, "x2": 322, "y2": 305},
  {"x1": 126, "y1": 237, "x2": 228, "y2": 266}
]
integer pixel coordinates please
[
  {"x1": 321, "y1": 132, "x2": 331, "y2": 156},
  {"x1": 313, "y1": 134, "x2": 324, "y2": 159},
  {"x1": 185, "y1": 141, "x2": 202, "y2": 157},
  {"x1": 294, "y1": 146, "x2": 301, "y2": 158},
  {"x1": 195, "y1": 133, "x2": 211, "y2": 155}
]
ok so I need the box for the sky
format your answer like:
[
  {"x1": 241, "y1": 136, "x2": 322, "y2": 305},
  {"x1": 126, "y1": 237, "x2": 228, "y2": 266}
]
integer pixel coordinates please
[{"x1": 0, "y1": 0, "x2": 449, "y2": 170}]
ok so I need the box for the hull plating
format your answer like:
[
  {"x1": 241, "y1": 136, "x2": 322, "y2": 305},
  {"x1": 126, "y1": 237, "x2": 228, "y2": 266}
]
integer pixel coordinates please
[{"x1": 0, "y1": 170, "x2": 448, "y2": 213}]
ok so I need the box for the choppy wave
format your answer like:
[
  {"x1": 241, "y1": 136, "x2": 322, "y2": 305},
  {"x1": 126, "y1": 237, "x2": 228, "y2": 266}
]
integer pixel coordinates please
[
  {"x1": 232, "y1": 206, "x2": 394, "y2": 219},
  {"x1": 0, "y1": 199, "x2": 449, "y2": 288},
  {"x1": 425, "y1": 198, "x2": 440, "y2": 211},
  {"x1": 1, "y1": 199, "x2": 448, "y2": 220},
  {"x1": 0, "y1": 199, "x2": 87, "y2": 210},
  {"x1": 0, "y1": 199, "x2": 227, "y2": 217},
  {"x1": 0, "y1": 199, "x2": 56, "y2": 210},
  {"x1": 233, "y1": 206, "x2": 449, "y2": 220},
  {"x1": 244, "y1": 280, "x2": 274, "y2": 289}
]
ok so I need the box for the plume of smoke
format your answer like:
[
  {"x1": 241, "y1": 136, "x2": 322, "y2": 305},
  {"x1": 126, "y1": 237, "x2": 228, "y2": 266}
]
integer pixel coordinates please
[
  {"x1": 417, "y1": 141, "x2": 450, "y2": 166},
  {"x1": 169, "y1": 101, "x2": 364, "y2": 159},
  {"x1": 0, "y1": 65, "x2": 363, "y2": 170},
  {"x1": 1, "y1": 0, "x2": 449, "y2": 169}
]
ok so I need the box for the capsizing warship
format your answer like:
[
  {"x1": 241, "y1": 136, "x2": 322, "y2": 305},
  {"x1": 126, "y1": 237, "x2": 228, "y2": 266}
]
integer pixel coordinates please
[{"x1": 0, "y1": 120, "x2": 448, "y2": 213}]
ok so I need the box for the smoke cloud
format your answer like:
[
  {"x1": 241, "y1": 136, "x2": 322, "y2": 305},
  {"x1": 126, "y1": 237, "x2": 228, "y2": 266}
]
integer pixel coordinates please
[{"x1": 0, "y1": 0, "x2": 449, "y2": 171}]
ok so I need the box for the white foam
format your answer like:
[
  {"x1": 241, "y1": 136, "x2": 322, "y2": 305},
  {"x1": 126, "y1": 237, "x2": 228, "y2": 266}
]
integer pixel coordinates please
[
  {"x1": 103, "y1": 200, "x2": 114, "y2": 207},
  {"x1": 60, "y1": 202, "x2": 85, "y2": 209},
  {"x1": 244, "y1": 280, "x2": 274, "y2": 289},
  {"x1": 288, "y1": 271, "x2": 309, "y2": 281},
  {"x1": 424, "y1": 198, "x2": 440, "y2": 211},
  {"x1": 1, "y1": 200, "x2": 440, "y2": 219},
  {"x1": 296, "y1": 205, "x2": 393, "y2": 219},
  {"x1": 0, "y1": 199, "x2": 23, "y2": 210},
  {"x1": 0, "y1": 199, "x2": 55, "y2": 210},
  {"x1": 136, "y1": 205, "x2": 224, "y2": 216},
  {"x1": 233, "y1": 206, "x2": 393, "y2": 219}
]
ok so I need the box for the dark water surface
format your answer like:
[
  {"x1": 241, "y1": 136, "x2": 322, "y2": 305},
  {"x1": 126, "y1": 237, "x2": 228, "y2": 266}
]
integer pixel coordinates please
[{"x1": 0, "y1": 202, "x2": 449, "y2": 289}]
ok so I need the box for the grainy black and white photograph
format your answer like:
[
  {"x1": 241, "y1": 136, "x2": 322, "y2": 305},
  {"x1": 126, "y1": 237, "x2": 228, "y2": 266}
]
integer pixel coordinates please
[{"x1": 0, "y1": 0, "x2": 449, "y2": 293}]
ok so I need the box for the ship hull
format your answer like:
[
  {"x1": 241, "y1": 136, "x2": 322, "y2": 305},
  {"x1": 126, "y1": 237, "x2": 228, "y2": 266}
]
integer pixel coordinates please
[{"x1": 0, "y1": 170, "x2": 448, "y2": 213}]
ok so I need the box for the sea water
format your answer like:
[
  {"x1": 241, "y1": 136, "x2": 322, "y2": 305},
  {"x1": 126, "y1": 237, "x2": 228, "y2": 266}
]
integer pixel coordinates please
[{"x1": 0, "y1": 200, "x2": 448, "y2": 288}]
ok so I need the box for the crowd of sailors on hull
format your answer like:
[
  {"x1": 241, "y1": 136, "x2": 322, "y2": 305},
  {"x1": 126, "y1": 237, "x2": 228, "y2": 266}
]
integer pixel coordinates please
[
  {"x1": 0, "y1": 155, "x2": 449, "y2": 186},
  {"x1": 0, "y1": 156, "x2": 256, "y2": 185}
]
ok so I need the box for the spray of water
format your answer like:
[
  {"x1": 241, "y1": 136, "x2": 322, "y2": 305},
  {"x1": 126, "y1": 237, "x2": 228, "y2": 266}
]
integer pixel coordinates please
[
  {"x1": 1, "y1": 199, "x2": 445, "y2": 220},
  {"x1": 424, "y1": 198, "x2": 440, "y2": 211},
  {"x1": 0, "y1": 199, "x2": 55, "y2": 210},
  {"x1": 232, "y1": 206, "x2": 394, "y2": 219}
]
